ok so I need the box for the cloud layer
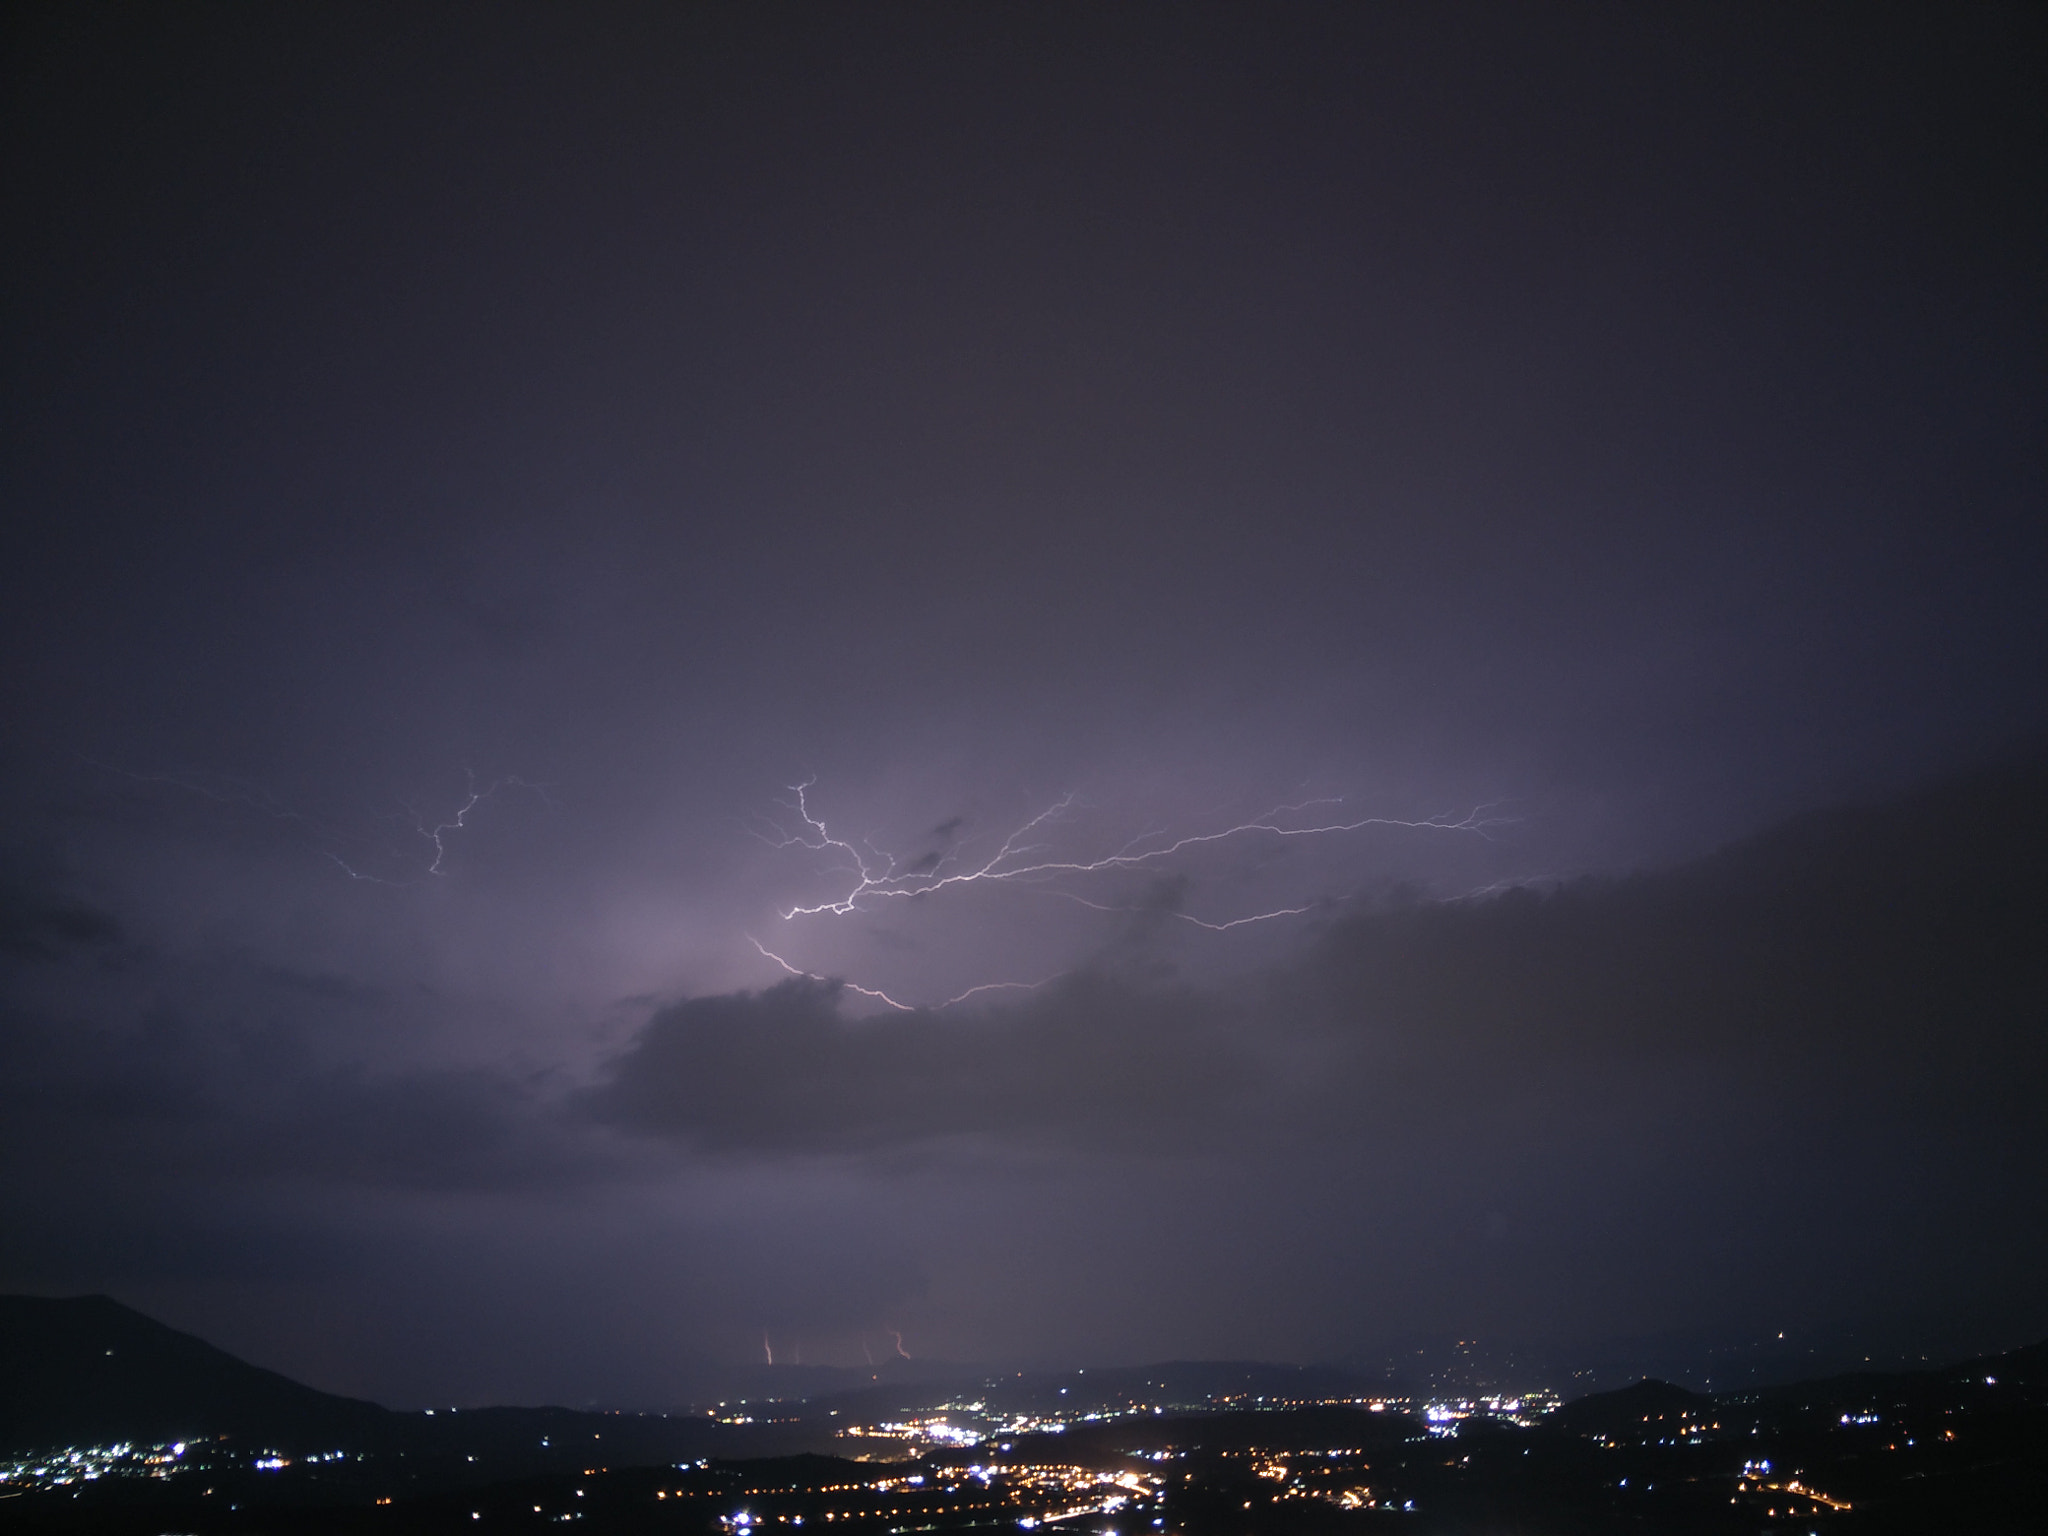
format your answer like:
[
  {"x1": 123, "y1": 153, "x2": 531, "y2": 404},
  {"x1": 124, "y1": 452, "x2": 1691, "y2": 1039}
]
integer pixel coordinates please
[{"x1": 5, "y1": 759, "x2": 2045, "y2": 1401}]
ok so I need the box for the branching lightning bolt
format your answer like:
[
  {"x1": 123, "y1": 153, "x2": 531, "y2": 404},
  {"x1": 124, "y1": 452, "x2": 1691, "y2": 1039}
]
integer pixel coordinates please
[
  {"x1": 745, "y1": 780, "x2": 1512, "y2": 1008},
  {"x1": 756, "y1": 780, "x2": 1508, "y2": 921}
]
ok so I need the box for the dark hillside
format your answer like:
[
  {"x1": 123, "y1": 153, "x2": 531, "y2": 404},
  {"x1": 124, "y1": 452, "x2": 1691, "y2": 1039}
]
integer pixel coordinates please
[
  {"x1": 0, "y1": 1293, "x2": 392, "y2": 1454},
  {"x1": 1547, "y1": 1378, "x2": 1716, "y2": 1441}
]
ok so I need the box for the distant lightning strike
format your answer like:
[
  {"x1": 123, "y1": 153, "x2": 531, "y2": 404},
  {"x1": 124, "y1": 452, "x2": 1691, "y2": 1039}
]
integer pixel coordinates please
[
  {"x1": 85, "y1": 761, "x2": 342, "y2": 837},
  {"x1": 326, "y1": 853, "x2": 404, "y2": 884},
  {"x1": 91, "y1": 759, "x2": 550, "y2": 884},
  {"x1": 419, "y1": 780, "x2": 490, "y2": 876},
  {"x1": 410, "y1": 771, "x2": 553, "y2": 876},
  {"x1": 331, "y1": 772, "x2": 553, "y2": 882}
]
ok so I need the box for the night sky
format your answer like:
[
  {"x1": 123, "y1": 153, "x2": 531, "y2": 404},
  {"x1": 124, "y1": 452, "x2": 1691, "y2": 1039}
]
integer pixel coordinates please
[{"x1": 3, "y1": 3, "x2": 2044, "y2": 1409}]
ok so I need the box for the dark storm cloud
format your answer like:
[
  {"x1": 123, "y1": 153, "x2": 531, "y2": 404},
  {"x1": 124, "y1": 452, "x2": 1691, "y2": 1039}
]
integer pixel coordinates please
[
  {"x1": 0, "y1": 1032, "x2": 590, "y2": 1197},
  {"x1": 588, "y1": 972, "x2": 1254, "y2": 1155},
  {"x1": 1295, "y1": 761, "x2": 2048, "y2": 1084},
  {"x1": 0, "y1": 861, "x2": 123, "y2": 961},
  {"x1": 0, "y1": 901, "x2": 596, "y2": 1197},
  {"x1": 0, "y1": 1199, "x2": 360, "y2": 1291},
  {"x1": 594, "y1": 761, "x2": 2048, "y2": 1163}
]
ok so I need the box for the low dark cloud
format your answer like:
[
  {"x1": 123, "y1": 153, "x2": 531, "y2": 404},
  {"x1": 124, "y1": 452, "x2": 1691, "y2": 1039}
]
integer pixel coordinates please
[
  {"x1": 0, "y1": 863, "x2": 122, "y2": 961},
  {"x1": 589, "y1": 971, "x2": 1254, "y2": 1155},
  {"x1": 0, "y1": 1026, "x2": 592, "y2": 1199},
  {"x1": 0, "y1": 889, "x2": 595, "y2": 1197}
]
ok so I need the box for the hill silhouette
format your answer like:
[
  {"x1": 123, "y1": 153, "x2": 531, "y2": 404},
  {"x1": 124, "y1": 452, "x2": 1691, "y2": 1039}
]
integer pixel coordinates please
[
  {"x1": 0, "y1": 1293, "x2": 392, "y2": 1454},
  {"x1": 0, "y1": 1294, "x2": 795, "y2": 1474}
]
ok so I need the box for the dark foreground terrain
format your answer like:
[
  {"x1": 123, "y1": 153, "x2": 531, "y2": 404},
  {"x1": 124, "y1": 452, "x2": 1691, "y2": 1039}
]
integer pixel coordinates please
[{"x1": 3, "y1": 1296, "x2": 2042, "y2": 1533}]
